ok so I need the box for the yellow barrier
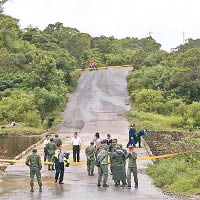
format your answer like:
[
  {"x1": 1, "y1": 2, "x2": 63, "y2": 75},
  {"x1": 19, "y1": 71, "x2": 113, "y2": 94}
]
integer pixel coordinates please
[
  {"x1": 77, "y1": 65, "x2": 131, "y2": 71},
  {"x1": 0, "y1": 153, "x2": 178, "y2": 166}
]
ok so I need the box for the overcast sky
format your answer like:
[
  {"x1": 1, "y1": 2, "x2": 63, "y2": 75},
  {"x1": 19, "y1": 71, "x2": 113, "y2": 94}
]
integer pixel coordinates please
[{"x1": 4, "y1": 0, "x2": 200, "y2": 50}]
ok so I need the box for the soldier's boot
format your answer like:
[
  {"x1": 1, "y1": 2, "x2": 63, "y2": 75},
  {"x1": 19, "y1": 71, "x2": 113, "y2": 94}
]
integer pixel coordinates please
[
  {"x1": 103, "y1": 184, "x2": 109, "y2": 187},
  {"x1": 114, "y1": 181, "x2": 120, "y2": 187},
  {"x1": 97, "y1": 182, "x2": 101, "y2": 187},
  {"x1": 39, "y1": 187, "x2": 42, "y2": 192},
  {"x1": 122, "y1": 181, "x2": 127, "y2": 187},
  {"x1": 90, "y1": 172, "x2": 95, "y2": 176},
  {"x1": 30, "y1": 186, "x2": 34, "y2": 192},
  {"x1": 127, "y1": 185, "x2": 131, "y2": 189},
  {"x1": 135, "y1": 183, "x2": 138, "y2": 189},
  {"x1": 88, "y1": 172, "x2": 91, "y2": 176}
]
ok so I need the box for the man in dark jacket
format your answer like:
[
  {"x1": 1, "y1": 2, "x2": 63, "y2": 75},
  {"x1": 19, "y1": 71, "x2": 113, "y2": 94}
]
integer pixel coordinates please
[{"x1": 126, "y1": 124, "x2": 136, "y2": 148}]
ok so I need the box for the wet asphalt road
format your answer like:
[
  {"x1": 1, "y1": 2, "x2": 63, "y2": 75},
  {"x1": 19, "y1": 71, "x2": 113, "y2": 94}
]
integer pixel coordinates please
[{"x1": 0, "y1": 68, "x2": 189, "y2": 200}]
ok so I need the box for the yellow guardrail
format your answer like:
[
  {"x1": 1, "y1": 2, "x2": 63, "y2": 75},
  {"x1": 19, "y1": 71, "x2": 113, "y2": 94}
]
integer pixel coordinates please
[
  {"x1": 77, "y1": 65, "x2": 131, "y2": 71},
  {"x1": 0, "y1": 153, "x2": 178, "y2": 166}
]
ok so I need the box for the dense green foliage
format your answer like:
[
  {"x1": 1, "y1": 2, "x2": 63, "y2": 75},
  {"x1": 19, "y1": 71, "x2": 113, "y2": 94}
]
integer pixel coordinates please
[
  {"x1": 127, "y1": 39, "x2": 200, "y2": 130},
  {"x1": 127, "y1": 38, "x2": 200, "y2": 196},
  {"x1": 0, "y1": 3, "x2": 161, "y2": 131}
]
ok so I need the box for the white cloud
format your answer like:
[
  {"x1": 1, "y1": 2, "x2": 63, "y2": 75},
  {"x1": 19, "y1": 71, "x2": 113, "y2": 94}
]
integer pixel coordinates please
[{"x1": 4, "y1": 0, "x2": 200, "y2": 50}]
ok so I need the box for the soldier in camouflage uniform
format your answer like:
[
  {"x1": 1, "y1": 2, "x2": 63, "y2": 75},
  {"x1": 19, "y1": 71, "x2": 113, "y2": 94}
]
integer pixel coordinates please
[
  {"x1": 85, "y1": 141, "x2": 96, "y2": 176},
  {"x1": 121, "y1": 144, "x2": 128, "y2": 185},
  {"x1": 25, "y1": 149, "x2": 42, "y2": 192},
  {"x1": 109, "y1": 139, "x2": 117, "y2": 174},
  {"x1": 126, "y1": 146, "x2": 138, "y2": 188},
  {"x1": 111, "y1": 144, "x2": 126, "y2": 186},
  {"x1": 97, "y1": 141, "x2": 109, "y2": 187},
  {"x1": 54, "y1": 134, "x2": 62, "y2": 147},
  {"x1": 46, "y1": 138, "x2": 57, "y2": 170}
]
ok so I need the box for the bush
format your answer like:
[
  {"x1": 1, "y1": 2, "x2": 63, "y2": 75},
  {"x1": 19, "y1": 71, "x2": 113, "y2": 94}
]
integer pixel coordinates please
[
  {"x1": 25, "y1": 111, "x2": 41, "y2": 128},
  {"x1": 186, "y1": 102, "x2": 200, "y2": 127},
  {"x1": 0, "y1": 91, "x2": 37, "y2": 123},
  {"x1": 131, "y1": 89, "x2": 165, "y2": 114},
  {"x1": 169, "y1": 116, "x2": 184, "y2": 128}
]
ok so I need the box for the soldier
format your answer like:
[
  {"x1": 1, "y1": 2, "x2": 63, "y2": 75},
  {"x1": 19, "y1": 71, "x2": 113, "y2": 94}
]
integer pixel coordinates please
[
  {"x1": 54, "y1": 134, "x2": 62, "y2": 147},
  {"x1": 97, "y1": 144, "x2": 109, "y2": 187},
  {"x1": 126, "y1": 146, "x2": 138, "y2": 189},
  {"x1": 25, "y1": 149, "x2": 42, "y2": 192},
  {"x1": 46, "y1": 138, "x2": 57, "y2": 170},
  {"x1": 121, "y1": 144, "x2": 128, "y2": 184},
  {"x1": 109, "y1": 139, "x2": 117, "y2": 175},
  {"x1": 109, "y1": 139, "x2": 117, "y2": 153},
  {"x1": 111, "y1": 144, "x2": 126, "y2": 187},
  {"x1": 85, "y1": 141, "x2": 96, "y2": 176}
]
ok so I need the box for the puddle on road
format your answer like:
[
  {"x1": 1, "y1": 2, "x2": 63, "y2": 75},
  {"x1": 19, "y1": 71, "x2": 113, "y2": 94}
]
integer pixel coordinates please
[{"x1": 0, "y1": 136, "x2": 40, "y2": 158}]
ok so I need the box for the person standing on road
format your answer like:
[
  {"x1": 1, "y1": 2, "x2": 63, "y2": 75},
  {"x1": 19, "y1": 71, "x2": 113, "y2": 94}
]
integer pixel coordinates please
[
  {"x1": 54, "y1": 144, "x2": 67, "y2": 184},
  {"x1": 71, "y1": 132, "x2": 81, "y2": 162},
  {"x1": 97, "y1": 143, "x2": 109, "y2": 187},
  {"x1": 109, "y1": 139, "x2": 118, "y2": 174},
  {"x1": 85, "y1": 141, "x2": 96, "y2": 176},
  {"x1": 94, "y1": 132, "x2": 102, "y2": 148},
  {"x1": 46, "y1": 138, "x2": 57, "y2": 170},
  {"x1": 126, "y1": 146, "x2": 138, "y2": 189},
  {"x1": 54, "y1": 134, "x2": 62, "y2": 147},
  {"x1": 25, "y1": 149, "x2": 42, "y2": 192},
  {"x1": 43, "y1": 134, "x2": 50, "y2": 162},
  {"x1": 126, "y1": 125, "x2": 136, "y2": 148},
  {"x1": 111, "y1": 144, "x2": 126, "y2": 187},
  {"x1": 106, "y1": 134, "x2": 112, "y2": 146},
  {"x1": 121, "y1": 144, "x2": 128, "y2": 184},
  {"x1": 135, "y1": 129, "x2": 147, "y2": 148}
]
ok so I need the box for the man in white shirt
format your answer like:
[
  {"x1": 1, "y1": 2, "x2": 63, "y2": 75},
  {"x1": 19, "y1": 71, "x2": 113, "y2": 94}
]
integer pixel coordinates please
[
  {"x1": 43, "y1": 135, "x2": 50, "y2": 161},
  {"x1": 71, "y1": 132, "x2": 81, "y2": 162}
]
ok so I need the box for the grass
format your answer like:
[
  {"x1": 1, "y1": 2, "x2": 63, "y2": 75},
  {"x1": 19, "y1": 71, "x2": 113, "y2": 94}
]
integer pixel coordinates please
[
  {"x1": 0, "y1": 124, "x2": 43, "y2": 136},
  {"x1": 127, "y1": 109, "x2": 192, "y2": 131},
  {"x1": 146, "y1": 156, "x2": 200, "y2": 196}
]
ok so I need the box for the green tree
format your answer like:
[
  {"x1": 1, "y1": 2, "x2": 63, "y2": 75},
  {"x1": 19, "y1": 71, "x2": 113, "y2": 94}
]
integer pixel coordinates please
[{"x1": 33, "y1": 88, "x2": 63, "y2": 123}]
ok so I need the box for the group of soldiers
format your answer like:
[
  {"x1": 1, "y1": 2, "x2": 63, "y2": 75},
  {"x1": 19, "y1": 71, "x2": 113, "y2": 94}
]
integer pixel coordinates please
[
  {"x1": 25, "y1": 130, "x2": 142, "y2": 192},
  {"x1": 85, "y1": 134, "x2": 138, "y2": 188},
  {"x1": 44, "y1": 134, "x2": 62, "y2": 170}
]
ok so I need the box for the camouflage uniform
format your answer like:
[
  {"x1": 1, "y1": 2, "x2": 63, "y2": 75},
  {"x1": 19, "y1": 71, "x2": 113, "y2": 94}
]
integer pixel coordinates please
[
  {"x1": 85, "y1": 144, "x2": 96, "y2": 175},
  {"x1": 111, "y1": 148, "x2": 126, "y2": 186},
  {"x1": 127, "y1": 152, "x2": 138, "y2": 188},
  {"x1": 54, "y1": 138, "x2": 62, "y2": 147},
  {"x1": 25, "y1": 152, "x2": 42, "y2": 191},
  {"x1": 122, "y1": 148, "x2": 128, "y2": 183},
  {"x1": 109, "y1": 141, "x2": 117, "y2": 174},
  {"x1": 46, "y1": 141, "x2": 57, "y2": 170},
  {"x1": 97, "y1": 145, "x2": 109, "y2": 187}
]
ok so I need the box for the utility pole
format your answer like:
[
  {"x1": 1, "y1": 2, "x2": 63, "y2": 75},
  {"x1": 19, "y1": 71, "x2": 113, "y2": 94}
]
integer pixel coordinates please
[
  {"x1": 149, "y1": 32, "x2": 153, "y2": 37},
  {"x1": 183, "y1": 31, "x2": 185, "y2": 45}
]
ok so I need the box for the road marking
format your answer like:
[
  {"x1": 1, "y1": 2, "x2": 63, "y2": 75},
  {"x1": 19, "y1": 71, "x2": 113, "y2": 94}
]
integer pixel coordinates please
[{"x1": 0, "y1": 153, "x2": 178, "y2": 165}]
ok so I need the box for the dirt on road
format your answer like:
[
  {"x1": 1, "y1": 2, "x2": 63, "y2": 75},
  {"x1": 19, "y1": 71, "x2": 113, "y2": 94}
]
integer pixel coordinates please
[{"x1": 0, "y1": 68, "x2": 191, "y2": 200}]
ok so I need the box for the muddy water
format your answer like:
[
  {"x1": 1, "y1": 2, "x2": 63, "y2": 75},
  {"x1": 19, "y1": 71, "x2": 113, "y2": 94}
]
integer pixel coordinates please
[{"x1": 0, "y1": 136, "x2": 39, "y2": 159}]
